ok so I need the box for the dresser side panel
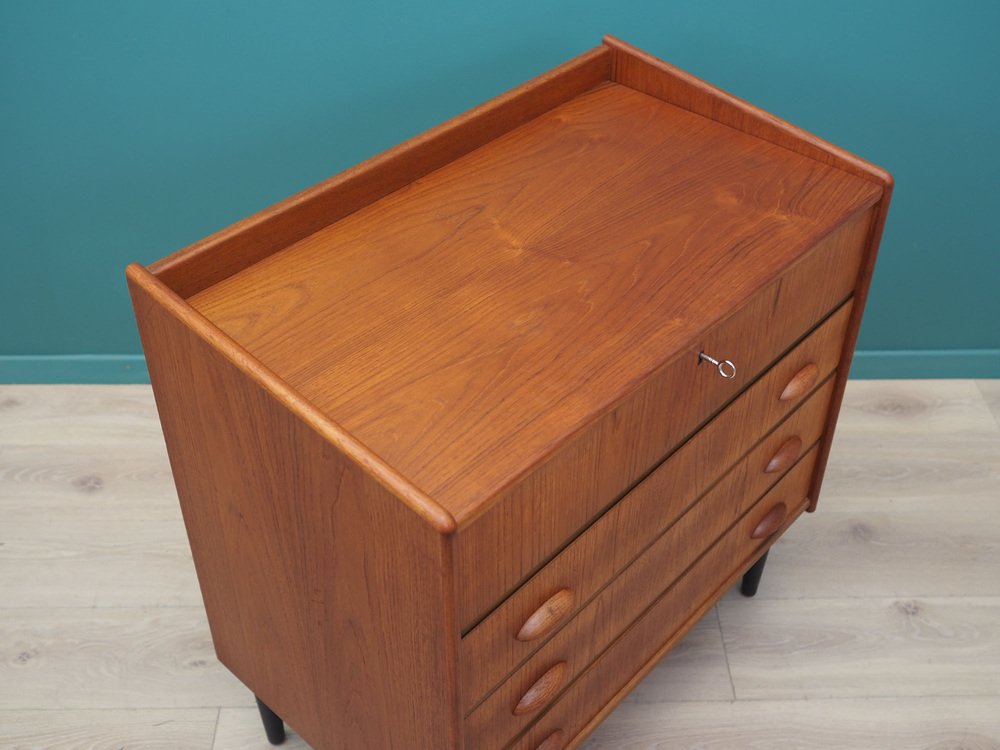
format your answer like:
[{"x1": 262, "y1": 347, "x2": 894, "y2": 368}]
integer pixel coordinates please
[
  {"x1": 605, "y1": 35, "x2": 893, "y2": 187},
  {"x1": 128, "y1": 274, "x2": 460, "y2": 750},
  {"x1": 808, "y1": 186, "x2": 894, "y2": 509}
]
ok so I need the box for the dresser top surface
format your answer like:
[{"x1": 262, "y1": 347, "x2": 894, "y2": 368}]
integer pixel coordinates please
[{"x1": 188, "y1": 81, "x2": 879, "y2": 521}]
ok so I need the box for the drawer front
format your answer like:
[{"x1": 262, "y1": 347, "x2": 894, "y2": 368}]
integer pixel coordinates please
[
  {"x1": 457, "y1": 206, "x2": 873, "y2": 629},
  {"x1": 460, "y1": 304, "x2": 850, "y2": 711},
  {"x1": 505, "y1": 457, "x2": 815, "y2": 750},
  {"x1": 465, "y1": 443, "x2": 822, "y2": 749}
]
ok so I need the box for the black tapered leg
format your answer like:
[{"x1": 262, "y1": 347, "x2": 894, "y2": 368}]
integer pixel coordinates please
[
  {"x1": 256, "y1": 696, "x2": 286, "y2": 745},
  {"x1": 740, "y1": 550, "x2": 769, "y2": 597}
]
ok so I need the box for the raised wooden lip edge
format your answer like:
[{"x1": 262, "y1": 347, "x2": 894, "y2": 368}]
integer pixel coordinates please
[
  {"x1": 147, "y1": 35, "x2": 893, "y2": 299},
  {"x1": 148, "y1": 45, "x2": 612, "y2": 298},
  {"x1": 126, "y1": 263, "x2": 458, "y2": 535},
  {"x1": 135, "y1": 35, "x2": 892, "y2": 525},
  {"x1": 126, "y1": 39, "x2": 893, "y2": 750},
  {"x1": 600, "y1": 34, "x2": 894, "y2": 514},
  {"x1": 602, "y1": 34, "x2": 893, "y2": 187},
  {"x1": 439, "y1": 36, "x2": 892, "y2": 520}
]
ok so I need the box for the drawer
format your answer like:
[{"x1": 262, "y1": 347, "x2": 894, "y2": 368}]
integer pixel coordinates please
[
  {"x1": 457, "y1": 205, "x2": 873, "y2": 629},
  {"x1": 505, "y1": 454, "x2": 815, "y2": 750},
  {"x1": 460, "y1": 304, "x2": 851, "y2": 711},
  {"x1": 464, "y1": 441, "x2": 822, "y2": 749}
]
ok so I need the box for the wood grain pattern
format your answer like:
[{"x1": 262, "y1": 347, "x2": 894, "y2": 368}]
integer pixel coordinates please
[
  {"x1": 719, "y1": 597, "x2": 1000, "y2": 700},
  {"x1": 115, "y1": 37, "x2": 896, "y2": 750},
  {"x1": 746, "y1": 506, "x2": 1000, "y2": 600},
  {"x1": 0, "y1": 517, "x2": 199, "y2": 608},
  {"x1": 0, "y1": 442, "x2": 175, "y2": 508},
  {"x1": 750, "y1": 502, "x2": 788, "y2": 539},
  {"x1": 465, "y1": 451, "x2": 819, "y2": 749},
  {"x1": 603, "y1": 35, "x2": 892, "y2": 185},
  {"x1": 0, "y1": 608, "x2": 247, "y2": 710},
  {"x1": 457, "y1": 214, "x2": 868, "y2": 628},
  {"x1": 764, "y1": 436, "x2": 803, "y2": 474},
  {"x1": 534, "y1": 729, "x2": 567, "y2": 750},
  {"x1": 149, "y1": 47, "x2": 611, "y2": 299},
  {"x1": 0, "y1": 384, "x2": 163, "y2": 446},
  {"x1": 188, "y1": 83, "x2": 878, "y2": 526},
  {"x1": 836, "y1": 379, "x2": 1000, "y2": 438},
  {"x1": 600, "y1": 35, "x2": 894, "y2": 515},
  {"x1": 0, "y1": 709, "x2": 219, "y2": 750},
  {"x1": 128, "y1": 269, "x2": 460, "y2": 749},
  {"x1": 130, "y1": 265, "x2": 454, "y2": 532},
  {"x1": 457, "y1": 290, "x2": 849, "y2": 624},
  {"x1": 0, "y1": 391, "x2": 198, "y2": 608},
  {"x1": 821, "y1": 380, "x2": 1000, "y2": 507},
  {"x1": 2, "y1": 381, "x2": 993, "y2": 749},
  {"x1": 517, "y1": 589, "x2": 576, "y2": 643},
  {"x1": 615, "y1": 611, "x2": 733, "y2": 705},
  {"x1": 462, "y1": 379, "x2": 834, "y2": 713},
  {"x1": 807, "y1": 182, "x2": 893, "y2": 511},
  {"x1": 779, "y1": 364, "x2": 819, "y2": 401},
  {"x1": 582, "y1": 697, "x2": 1000, "y2": 749},
  {"x1": 514, "y1": 662, "x2": 569, "y2": 716},
  {"x1": 749, "y1": 378, "x2": 1000, "y2": 600},
  {"x1": 510, "y1": 465, "x2": 814, "y2": 749}
]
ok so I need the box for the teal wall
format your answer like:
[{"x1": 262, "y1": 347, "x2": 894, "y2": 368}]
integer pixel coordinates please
[{"x1": 2, "y1": 1, "x2": 998, "y2": 382}]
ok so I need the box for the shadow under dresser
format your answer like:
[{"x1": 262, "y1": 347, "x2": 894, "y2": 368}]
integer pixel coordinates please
[{"x1": 127, "y1": 35, "x2": 892, "y2": 750}]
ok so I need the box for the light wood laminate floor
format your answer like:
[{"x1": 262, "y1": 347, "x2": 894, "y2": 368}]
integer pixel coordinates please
[{"x1": 2, "y1": 380, "x2": 998, "y2": 749}]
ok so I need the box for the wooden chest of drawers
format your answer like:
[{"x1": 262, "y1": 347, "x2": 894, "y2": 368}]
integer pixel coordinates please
[{"x1": 127, "y1": 36, "x2": 892, "y2": 750}]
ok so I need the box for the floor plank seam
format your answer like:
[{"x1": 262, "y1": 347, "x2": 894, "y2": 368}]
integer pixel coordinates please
[
  {"x1": 714, "y1": 606, "x2": 738, "y2": 702},
  {"x1": 209, "y1": 707, "x2": 221, "y2": 750}
]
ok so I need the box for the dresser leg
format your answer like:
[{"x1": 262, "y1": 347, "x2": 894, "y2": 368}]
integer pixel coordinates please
[
  {"x1": 740, "y1": 550, "x2": 769, "y2": 597},
  {"x1": 256, "y1": 696, "x2": 286, "y2": 745}
]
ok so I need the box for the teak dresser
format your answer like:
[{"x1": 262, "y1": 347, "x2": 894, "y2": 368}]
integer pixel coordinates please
[{"x1": 127, "y1": 36, "x2": 892, "y2": 750}]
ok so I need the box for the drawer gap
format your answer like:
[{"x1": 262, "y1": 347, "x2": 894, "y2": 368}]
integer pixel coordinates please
[
  {"x1": 465, "y1": 438, "x2": 823, "y2": 719},
  {"x1": 502, "y1": 449, "x2": 818, "y2": 747},
  {"x1": 461, "y1": 295, "x2": 850, "y2": 636},
  {"x1": 459, "y1": 313, "x2": 846, "y2": 641}
]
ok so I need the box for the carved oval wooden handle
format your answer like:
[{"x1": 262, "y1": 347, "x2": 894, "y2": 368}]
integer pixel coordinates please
[
  {"x1": 535, "y1": 729, "x2": 567, "y2": 750},
  {"x1": 751, "y1": 502, "x2": 788, "y2": 540},
  {"x1": 517, "y1": 588, "x2": 575, "y2": 642},
  {"x1": 764, "y1": 436, "x2": 803, "y2": 474},
  {"x1": 514, "y1": 662, "x2": 568, "y2": 715},
  {"x1": 779, "y1": 363, "x2": 819, "y2": 401}
]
